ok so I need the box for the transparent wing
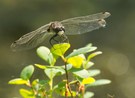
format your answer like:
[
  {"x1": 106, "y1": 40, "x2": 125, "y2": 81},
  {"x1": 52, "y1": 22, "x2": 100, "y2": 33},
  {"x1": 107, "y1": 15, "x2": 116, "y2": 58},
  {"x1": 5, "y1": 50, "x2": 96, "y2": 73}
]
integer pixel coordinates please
[
  {"x1": 61, "y1": 12, "x2": 110, "y2": 35},
  {"x1": 11, "y1": 12, "x2": 110, "y2": 51},
  {"x1": 11, "y1": 24, "x2": 53, "y2": 51}
]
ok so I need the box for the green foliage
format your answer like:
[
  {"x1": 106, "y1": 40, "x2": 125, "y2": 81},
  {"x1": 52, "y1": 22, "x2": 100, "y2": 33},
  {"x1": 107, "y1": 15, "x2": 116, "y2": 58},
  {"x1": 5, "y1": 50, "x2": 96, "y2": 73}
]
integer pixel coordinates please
[
  {"x1": 37, "y1": 46, "x2": 54, "y2": 65},
  {"x1": 9, "y1": 43, "x2": 111, "y2": 98},
  {"x1": 84, "y1": 92, "x2": 94, "y2": 98},
  {"x1": 20, "y1": 65, "x2": 34, "y2": 80}
]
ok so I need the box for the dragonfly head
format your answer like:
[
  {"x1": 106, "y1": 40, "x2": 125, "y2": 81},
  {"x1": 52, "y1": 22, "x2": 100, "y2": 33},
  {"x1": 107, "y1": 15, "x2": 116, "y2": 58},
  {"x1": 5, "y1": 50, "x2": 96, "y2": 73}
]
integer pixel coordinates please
[
  {"x1": 47, "y1": 22, "x2": 65, "y2": 34},
  {"x1": 98, "y1": 19, "x2": 106, "y2": 27}
]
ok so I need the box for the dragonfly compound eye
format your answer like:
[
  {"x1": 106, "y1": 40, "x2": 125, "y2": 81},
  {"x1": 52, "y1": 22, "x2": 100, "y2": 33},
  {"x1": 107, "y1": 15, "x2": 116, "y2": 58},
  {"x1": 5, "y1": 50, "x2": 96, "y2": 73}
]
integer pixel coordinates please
[{"x1": 53, "y1": 27, "x2": 65, "y2": 33}]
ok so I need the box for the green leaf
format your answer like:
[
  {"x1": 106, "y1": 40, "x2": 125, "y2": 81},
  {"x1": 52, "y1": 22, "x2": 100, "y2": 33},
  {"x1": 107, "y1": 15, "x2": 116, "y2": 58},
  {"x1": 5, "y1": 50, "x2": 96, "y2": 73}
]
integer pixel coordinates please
[
  {"x1": 59, "y1": 64, "x2": 72, "y2": 71},
  {"x1": 86, "y1": 43, "x2": 92, "y2": 47},
  {"x1": 88, "y1": 69, "x2": 101, "y2": 77},
  {"x1": 87, "y1": 51, "x2": 102, "y2": 61},
  {"x1": 82, "y1": 77, "x2": 95, "y2": 84},
  {"x1": 66, "y1": 44, "x2": 97, "y2": 58},
  {"x1": 32, "y1": 79, "x2": 49, "y2": 91},
  {"x1": 72, "y1": 69, "x2": 90, "y2": 78},
  {"x1": 54, "y1": 81, "x2": 76, "y2": 96},
  {"x1": 37, "y1": 46, "x2": 54, "y2": 65},
  {"x1": 32, "y1": 79, "x2": 39, "y2": 86},
  {"x1": 35, "y1": 64, "x2": 46, "y2": 69},
  {"x1": 20, "y1": 89, "x2": 35, "y2": 98},
  {"x1": 67, "y1": 55, "x2": 84, "y2": 68},
  {"x1": 84, "y1": 92, "x2": 94, "y2": 98},
  {"x1": 38, "y1": 80, "x2": 49, "y2": 85},
  {"x1": 87, "y1": 79, "x2": 111, "y2": 87},
  {"x1": 20, "y1": 65, "x2": 34, "y2": 80},
  {"x1": 51, "y1": 43, "x2": 70, "y2": 57},
  {"x1": 8, "y1": 78, "x2": 28, "y2": 85},
  {"x1": 65, "y1": 64, "x2": 73, "y2": 70},
  {"x1": 53, "y1": 81, "x2": 66, "y2": 91},
  {"x1": 83, "y1": 61, "x2": 94, "y2": 69},
  {"x1": 54, "y1": 81, "x2": 76, "y2": 97},
  {"x1": 44, "y1": 67, "x2": 65, "y2": 79}
]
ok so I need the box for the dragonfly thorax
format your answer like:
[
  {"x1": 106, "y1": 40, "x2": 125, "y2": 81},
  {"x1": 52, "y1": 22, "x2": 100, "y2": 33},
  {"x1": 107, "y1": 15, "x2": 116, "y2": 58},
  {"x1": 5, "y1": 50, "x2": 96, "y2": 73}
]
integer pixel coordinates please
[{"x1": 47, "y1": 22, "x2": 65, "y2": 34}]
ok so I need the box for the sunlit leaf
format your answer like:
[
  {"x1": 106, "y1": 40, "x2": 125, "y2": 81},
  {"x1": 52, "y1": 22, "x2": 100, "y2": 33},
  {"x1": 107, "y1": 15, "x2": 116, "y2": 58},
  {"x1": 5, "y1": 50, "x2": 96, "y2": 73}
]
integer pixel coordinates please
[
  {"x1": 66, "y1": 44, "x2": 97, "y2": 58},
  {"x1": 51, "y1": 43, "x2": 70, "y2": 57},
  {"x1": 60, "y1": 64, "x2": 73, "y2": 71},
  {"x1": 88, "y1": 69, "x2": 101, "y2": 77},
  {"x1": 86, "y1": 43, "x2": 92, "y2": 47},
  {"x1": 20, "y1": 89, "x2": 35, "y2": 98},
  {"x1": 83, "y1": 61, "x2": 94, "y2": 69},
  {"x1": 87, "y1": 51, "x2": 102, "y2": 61},
  {"x1": 79, "y1": 54, "x2": 86, "y2": 60},
  {"x1": 20, "y1": 65, "x2": 34, "y2": 80},
  {"x1": 82, "y1": 77, "x2": 95, "y2": 84},
  {"x1": 37, "y1": 46, "x2": 54, "y2": 65},
  {"x1": 8, "y1": 78, "x2": 28, "y2": 85},
  {"x1": 67, "y1": 56, "x2": 84, "y2": 68},
  {"x1": 35, "y1": 64, "x2": 46, "y2": 69},
  {"x1": 44, "y1": 67, "x2": 65, "y2": 79},
  {"x1": 87, "y1": 79, "x2": 111, "y2": 87},
  {"x1": 66, "y1": 64, "x2": 73, "y2": 70},
  {"x1": 84, "y1": 92, "x2": 94, "y2": 98},
  {"x1": 32, "y1": 79, "x2": 39, "y2": 87},
  {"x1": 72, "y1": 69, "x2": 90, "y2": 78}
]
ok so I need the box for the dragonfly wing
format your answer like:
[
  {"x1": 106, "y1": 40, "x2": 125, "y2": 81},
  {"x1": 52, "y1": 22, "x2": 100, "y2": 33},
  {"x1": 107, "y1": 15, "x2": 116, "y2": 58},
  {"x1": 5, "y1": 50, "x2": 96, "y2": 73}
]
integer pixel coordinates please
[
  {"x1": 63, "y1": 19, "x2": 107, "y2": 35},
  {"x1": 61, "y1": 12, "x2": 110, "y2": 35},
  {"x1": 11, "y1": 24, "x2": 53, "y2": 51},
  {"x1": 61, "y1": 12, "x2": 110, "y2": 24}
]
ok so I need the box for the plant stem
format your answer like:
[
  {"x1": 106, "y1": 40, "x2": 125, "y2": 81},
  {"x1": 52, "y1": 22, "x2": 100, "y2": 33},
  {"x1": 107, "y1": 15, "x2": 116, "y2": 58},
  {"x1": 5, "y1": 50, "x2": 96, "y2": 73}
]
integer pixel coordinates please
[
  {"x1": 64, "y1": 62, "x2": 73, "y2": 98},
  {"x1": 49, "y1": 79, "x2": 53, "y2": 98}
]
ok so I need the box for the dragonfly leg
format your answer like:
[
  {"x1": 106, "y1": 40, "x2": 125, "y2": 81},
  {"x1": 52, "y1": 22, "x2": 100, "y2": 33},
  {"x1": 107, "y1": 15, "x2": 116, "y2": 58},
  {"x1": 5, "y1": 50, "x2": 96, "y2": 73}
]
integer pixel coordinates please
[
  {"x1": 49, "y1": 33, "x2": 69, "y2": 47},
  {"x1": 49, "y1": 34, "x2": 59, "y2": 46}
]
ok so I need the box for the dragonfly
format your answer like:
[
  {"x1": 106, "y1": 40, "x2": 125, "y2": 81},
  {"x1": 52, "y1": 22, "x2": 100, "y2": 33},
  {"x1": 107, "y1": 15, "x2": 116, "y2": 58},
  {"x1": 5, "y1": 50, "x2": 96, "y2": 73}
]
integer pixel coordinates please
[{"x1": 11, "y1": 12, "x2": 110, "y2": 51}]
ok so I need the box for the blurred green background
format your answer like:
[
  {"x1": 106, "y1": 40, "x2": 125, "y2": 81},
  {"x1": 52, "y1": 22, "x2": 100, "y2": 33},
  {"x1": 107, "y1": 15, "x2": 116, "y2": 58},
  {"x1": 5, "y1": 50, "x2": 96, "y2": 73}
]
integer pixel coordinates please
[{"x1": 0, "y1": 0, "x2": 135, "y2": 98}]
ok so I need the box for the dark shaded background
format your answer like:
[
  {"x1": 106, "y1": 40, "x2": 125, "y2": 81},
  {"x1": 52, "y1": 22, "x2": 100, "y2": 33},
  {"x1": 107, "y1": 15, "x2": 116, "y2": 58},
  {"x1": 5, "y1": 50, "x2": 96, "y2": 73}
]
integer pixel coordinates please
[{"x1": 0, "y1": 0, "x2": 135, "y2": 98}]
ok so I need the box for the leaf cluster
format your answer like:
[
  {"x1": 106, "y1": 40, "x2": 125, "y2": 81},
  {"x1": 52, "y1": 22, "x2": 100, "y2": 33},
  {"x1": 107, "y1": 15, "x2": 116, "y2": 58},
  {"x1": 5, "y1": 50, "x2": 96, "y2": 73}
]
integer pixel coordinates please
[{"x1": 9, "y1": 43, "x2": 111, "y2": 98}]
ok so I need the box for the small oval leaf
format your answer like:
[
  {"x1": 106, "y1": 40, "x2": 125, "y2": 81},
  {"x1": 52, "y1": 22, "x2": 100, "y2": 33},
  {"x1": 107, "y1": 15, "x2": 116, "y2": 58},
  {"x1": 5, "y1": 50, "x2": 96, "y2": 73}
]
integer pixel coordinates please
[
  {"x1": 51, "y1": 43, "x2": 70, "y2": 57},
  {"x1": 83, "y1": 61, "x2": 94, "y2": 69},
  {"x1": 44, "y1": 67, "x2": 65, "y2": 79},
  {"x1": 66, "y1": 44, "x2": 97, "y2": 58},
  {"x1": 72, "y1": 69, "x2": 90, "y2": 78},
  {"x1": 87, "y1": 51, "x2": 102, "y2": 61},
  {"x1": 82, "y1": 77, "x2": 95, "y2": 84},
  {"x1": 37, "y1": 46, "x2": 54, "y2": 65},
  {"x1": 8, "y1": 78, "x2": 28, "y2": 85},
  {"x1": 35, "y1": 64, "x2": 46, "y2": 69},
  {"x1": 20, "y1": 65, "x2": 34, "y2": 80},
  {"x1": 87, "y1": 79, "x2": 111, "y2": 87},
  {"x1": 88, "y1": 69, "x2": 101, "y2": 77},
  {"x1": 67, "y1": 56, "x2": 84, "y2": 68},
  {"x1": 84, "y1": 92, "x2": 94, "y2": 98},
  {"x1": 20, "y1": 89, "x2": 35, "y2": 98}
]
